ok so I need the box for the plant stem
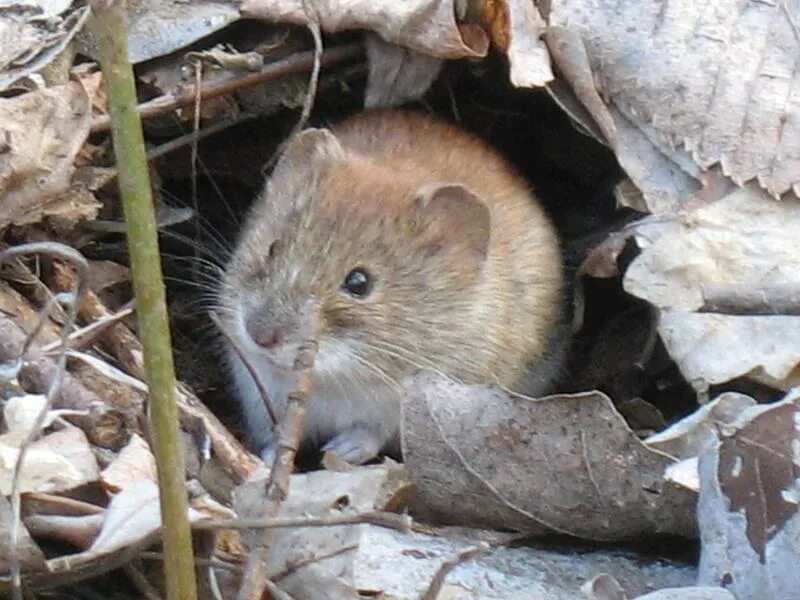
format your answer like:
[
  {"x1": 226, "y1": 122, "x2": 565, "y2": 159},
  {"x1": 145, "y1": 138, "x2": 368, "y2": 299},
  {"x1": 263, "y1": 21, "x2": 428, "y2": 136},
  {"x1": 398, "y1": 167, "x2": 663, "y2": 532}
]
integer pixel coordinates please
[{"x1": 89, "y1": 2, "x2": 198, "y2": 599}]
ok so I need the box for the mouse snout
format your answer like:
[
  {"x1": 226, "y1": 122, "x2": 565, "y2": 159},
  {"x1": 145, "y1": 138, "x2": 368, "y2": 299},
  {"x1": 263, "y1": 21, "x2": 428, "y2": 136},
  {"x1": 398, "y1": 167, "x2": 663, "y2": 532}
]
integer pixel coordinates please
[{"x1": 244, "y1": 313, "x2": 283, "y2": 350}]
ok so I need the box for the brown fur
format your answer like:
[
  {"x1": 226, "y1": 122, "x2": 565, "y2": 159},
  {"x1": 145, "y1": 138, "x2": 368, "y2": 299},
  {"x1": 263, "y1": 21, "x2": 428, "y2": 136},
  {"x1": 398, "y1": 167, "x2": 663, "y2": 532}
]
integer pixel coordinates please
[{"x1": 219, "y1": 110, "x2": 564, "y2": 462}]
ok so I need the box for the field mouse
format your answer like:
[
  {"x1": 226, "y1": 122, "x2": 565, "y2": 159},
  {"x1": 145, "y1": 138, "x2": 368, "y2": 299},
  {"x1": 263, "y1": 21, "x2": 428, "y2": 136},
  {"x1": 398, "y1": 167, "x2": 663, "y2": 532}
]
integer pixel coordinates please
[{"x1": 218, "y1": 110, "x2": 564, "y2": 464}]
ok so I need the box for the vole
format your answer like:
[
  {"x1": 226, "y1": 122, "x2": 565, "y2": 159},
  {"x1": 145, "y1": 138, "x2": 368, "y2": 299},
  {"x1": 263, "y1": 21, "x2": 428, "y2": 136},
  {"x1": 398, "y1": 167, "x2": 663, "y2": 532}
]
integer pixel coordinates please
[{"x1": 218, "y1": 110, "x2": 565, "y2": 465}]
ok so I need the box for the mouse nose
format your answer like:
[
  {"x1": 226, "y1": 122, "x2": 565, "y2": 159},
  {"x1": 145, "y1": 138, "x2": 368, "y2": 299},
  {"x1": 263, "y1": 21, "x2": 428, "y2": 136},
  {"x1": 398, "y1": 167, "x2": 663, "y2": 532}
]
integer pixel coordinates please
[{"x1": 244, "y1": 315, "x2": 282, "y2": 349}]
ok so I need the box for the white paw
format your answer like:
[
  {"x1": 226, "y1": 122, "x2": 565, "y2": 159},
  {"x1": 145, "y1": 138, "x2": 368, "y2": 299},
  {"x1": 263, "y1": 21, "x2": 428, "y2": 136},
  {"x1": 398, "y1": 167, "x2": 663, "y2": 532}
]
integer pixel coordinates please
[{"x1": 322, "y1": 427, "x2": 383, "y2": 464}]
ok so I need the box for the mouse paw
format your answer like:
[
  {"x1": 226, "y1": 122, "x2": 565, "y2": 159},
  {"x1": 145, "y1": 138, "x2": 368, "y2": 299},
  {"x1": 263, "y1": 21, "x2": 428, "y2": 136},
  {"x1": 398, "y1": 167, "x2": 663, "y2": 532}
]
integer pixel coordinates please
[{"x1": 322, "y1": 427, "x2": 383, "y2": 464}]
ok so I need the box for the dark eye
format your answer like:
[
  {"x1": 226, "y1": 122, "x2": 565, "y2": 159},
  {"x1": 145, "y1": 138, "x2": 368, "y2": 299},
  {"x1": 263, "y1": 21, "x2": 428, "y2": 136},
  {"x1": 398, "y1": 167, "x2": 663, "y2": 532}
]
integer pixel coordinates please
[
  {"x1": 342, "y1": 268, "x2": 372, "y2": 297},
  {"x1": 268, "y1": 240, "x2": 280, "y2": 259}
]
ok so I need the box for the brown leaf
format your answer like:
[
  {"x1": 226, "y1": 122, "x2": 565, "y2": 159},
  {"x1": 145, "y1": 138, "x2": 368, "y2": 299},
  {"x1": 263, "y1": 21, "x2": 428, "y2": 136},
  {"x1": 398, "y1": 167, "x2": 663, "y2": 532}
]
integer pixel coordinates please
[
  {"x1": 402, "y1": 374, "x2": 697, "y2": 540},
  {"x1": 697, "y1": 394, "x2": 800, "y2": 598},
  {"x1": 718, "y1": 402, "x2": 798, "y2": 562}
]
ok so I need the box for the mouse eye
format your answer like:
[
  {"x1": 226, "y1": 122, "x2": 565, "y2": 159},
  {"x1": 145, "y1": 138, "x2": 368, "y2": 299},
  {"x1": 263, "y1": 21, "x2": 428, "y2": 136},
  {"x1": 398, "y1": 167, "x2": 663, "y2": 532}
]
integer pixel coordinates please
[
  {"x1": 342, "y1": 268, "x2": 372, "y2": 297},
  {"x1": 268, "y1": 240, "x2": 280, "y2": 259}
]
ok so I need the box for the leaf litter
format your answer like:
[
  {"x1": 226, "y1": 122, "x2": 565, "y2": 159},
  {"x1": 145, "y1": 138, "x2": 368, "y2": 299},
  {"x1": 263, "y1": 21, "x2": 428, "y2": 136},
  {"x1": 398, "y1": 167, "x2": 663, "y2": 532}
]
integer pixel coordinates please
[{"x1": 0, "y1": 0, "x2": 799, "y2": 597}]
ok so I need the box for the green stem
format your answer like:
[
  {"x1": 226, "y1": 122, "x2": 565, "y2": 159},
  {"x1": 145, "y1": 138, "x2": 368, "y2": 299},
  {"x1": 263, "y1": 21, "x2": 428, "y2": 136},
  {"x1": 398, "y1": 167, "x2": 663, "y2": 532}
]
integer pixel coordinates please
[{"x1": 89, "y1": 3, "x2": 198, "y2": 599}]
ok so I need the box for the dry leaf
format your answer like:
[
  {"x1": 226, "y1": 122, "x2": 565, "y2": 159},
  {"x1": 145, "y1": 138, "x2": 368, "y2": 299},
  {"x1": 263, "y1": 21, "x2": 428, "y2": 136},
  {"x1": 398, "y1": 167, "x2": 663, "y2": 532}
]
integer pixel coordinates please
[
  {"x1": 623, "y1": 186, "x2": 800, "y2": 390},
  {"x1": 0, "y1": 426, "x2": 100, "y2": 495},
  {"x1": 549, "y1": 0, "x2": 800, "y2": 201},
  {"x1": 402, "y1": 373, "x2": 697, "y2": 540},
  {"x1": 77, "y1": 0, "x2": 239, "y2": 64},
  {"x1": 100, "y1": 433, "x2": 157, "y2": 492},
  {"x1": 0, "y1": 81, "x2": 92, "y2": 231},
  {"x1": 697, "y1": 393, "x2": 800, "y2": 599},
  {"x1": 493, "y1": 0, "x2": 552, "y2": 87},
  {"x1": 240, "y1": 0, "x2": 489, "y2": 59},
  {"x1": 544, "y1": 25, "x2": 701, "y2": 214}
]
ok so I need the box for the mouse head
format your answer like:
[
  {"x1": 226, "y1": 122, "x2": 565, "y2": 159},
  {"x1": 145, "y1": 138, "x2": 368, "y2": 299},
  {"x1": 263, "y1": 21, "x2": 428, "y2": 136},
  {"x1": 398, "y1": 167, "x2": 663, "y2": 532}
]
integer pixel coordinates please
[{"x1": 220, "y1": 127, "x2": 492, "y2": 381}]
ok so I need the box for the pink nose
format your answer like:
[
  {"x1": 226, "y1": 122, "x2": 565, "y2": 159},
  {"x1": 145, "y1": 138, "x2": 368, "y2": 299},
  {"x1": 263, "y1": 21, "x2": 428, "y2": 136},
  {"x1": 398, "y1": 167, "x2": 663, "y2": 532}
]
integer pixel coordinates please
[
  {"x1": 252, "y1": 328, "x2": 281, "y2": 349},
  {"x1": 245, "y1": 315, "x2": 283, "y2": 349}
]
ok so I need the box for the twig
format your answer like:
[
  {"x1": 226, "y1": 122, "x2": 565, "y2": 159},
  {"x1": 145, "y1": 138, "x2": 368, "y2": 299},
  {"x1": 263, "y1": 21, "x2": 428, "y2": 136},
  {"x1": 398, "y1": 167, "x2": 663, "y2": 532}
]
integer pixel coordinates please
[
  {"x1": 192, "y1": 511, "x2": 412, "y2": 532},
  {"x1": 237, "y1": 330, "x2": 319, "y2": 600},
  {"x1": 273, "y1": 543, "x2": 358, "y2": 582},
  {"x1": 0, "y1": 242, "x2": 88, "y2": 600},
  {"x1": 89, "y1": 3, "x2": 198, "y2": 599},
  {"x1": 420, "y1": 543, "x2": 492, "y2": 600},
  {"x1": 39, "y1": 306, "x2": 134, "y2": 354},
  {"x1": 90, "y1": 44, "x2": 363, "y2": 133},
  {"x1": 209, "y1": 311, "x2": 277, "y2": 426},
  {"x1": 261, "y1": 7, "x2": 323, "y2": 172},
  {"x1": 698, "y1": 283, "x2": 800, "y2": 315}
]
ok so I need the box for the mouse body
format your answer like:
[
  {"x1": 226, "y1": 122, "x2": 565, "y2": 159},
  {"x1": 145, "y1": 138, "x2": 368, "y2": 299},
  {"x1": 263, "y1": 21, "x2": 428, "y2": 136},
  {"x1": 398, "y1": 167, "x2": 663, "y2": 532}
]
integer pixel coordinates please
[{"x1": 218, "y1": 110, "x2": 565, "y2": 464}]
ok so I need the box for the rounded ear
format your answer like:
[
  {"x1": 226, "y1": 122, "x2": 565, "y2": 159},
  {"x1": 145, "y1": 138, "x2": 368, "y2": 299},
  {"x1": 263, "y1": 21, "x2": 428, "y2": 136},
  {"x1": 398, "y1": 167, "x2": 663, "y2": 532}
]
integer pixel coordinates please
[
  {"x1": 412, "y1": 184, "x2": 491, "y2": 261},
  {"x1": 260, "y1": 128, "x2": 347, "y2": 219},
  {"x1": 272, "y1": 128, "x2": 347, "y2": 180}
]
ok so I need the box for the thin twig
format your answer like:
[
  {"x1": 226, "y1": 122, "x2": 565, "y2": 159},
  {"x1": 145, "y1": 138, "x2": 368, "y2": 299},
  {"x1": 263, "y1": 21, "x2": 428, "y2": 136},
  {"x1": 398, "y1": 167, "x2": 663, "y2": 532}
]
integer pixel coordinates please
[
  {"x1": 89, "y1": 2, "x2": 198, "y2": 599},
  {"x1": 420, "y1": 543, "x2": 492, "y2": 600},
  {"x1": 39, "y1": 306, "x2": 134, "y2": 353},
  {"x1": 273, "y1": 543, "x2": 359, "y2": 582},
  {"x1": 192, "y1": 511, "x2": 412, "y2": 532},
  {"x1": 237, "y1": 329, "x2": 319, "y2": 600},
  {"x1": 90, "y1": 44, "x2": 363, "y2": 133},
  {"x1": 699, "y1": 283, "x2": 800, "y2": 315},
  {"x1": 262, "y1": 9, "x2": 323, "y2": 173},
  {"x1": 209, "y1": 311, "x2": 277, "y2": 426},
  {"x1": 0, "y1": 242, "x2": 88, "y2": 600}
]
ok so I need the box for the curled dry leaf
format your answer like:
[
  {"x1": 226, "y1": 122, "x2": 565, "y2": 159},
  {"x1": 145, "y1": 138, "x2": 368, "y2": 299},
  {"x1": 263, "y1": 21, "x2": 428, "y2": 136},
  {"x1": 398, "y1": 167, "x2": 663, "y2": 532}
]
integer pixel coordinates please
[
  {"x1": 0, "y1": 426, "x2": 100, "y2": 495},
  {"x1": 624, "y1": 187, "x2": 800, "y2": 391},
  {"x1": 479, "y1": 0, "x2": 552, "y2": 87},
  {"x1": 240, "y1": 0, "x2": 489, "y2": 59},
  {"x1": 544, "y1": 25, "x2": 701, "y2": 214},
  {"x1": 0, "y1": 81, "x2": 93, "y2": 231},
  {"x1": 697, "y1": 392, "x2": 800, "y2": 600},
  {"x1": 402, "y1": 373, "x2": 697, "y2": 541},
  {"x1": 549, "y1": 0, "x2": 800, "y2": 203}
]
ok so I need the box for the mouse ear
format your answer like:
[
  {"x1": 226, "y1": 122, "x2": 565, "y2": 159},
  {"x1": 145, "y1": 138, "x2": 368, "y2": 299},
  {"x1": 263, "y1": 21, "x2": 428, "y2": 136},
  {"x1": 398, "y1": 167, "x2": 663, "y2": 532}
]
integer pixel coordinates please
[
  {"x1": 263, "y1": 128, "x2": 347, "y2": 215},
  {"x1": 273, "y1": 128, "x2": 346, "y2": 178},
  {"x1": 412, "y1": 184, "x2": 491, "y2": 261}
]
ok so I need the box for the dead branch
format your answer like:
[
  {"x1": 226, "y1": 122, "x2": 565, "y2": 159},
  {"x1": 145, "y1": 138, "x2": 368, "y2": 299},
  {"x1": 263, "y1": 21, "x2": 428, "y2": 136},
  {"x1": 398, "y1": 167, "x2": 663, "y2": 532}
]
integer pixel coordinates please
[
  {"x1": 90, "y1": 43, "x2": 363, "y2": 133},
  {"x1": 192, "y1": 511, "x2": 412, "y2": 532},
  {"x1": 699, "y1": 283, "x2": 800, "y2": 315},
  {"x1": 237, "y1": 334, "x2": 319, "y2": 600}
]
